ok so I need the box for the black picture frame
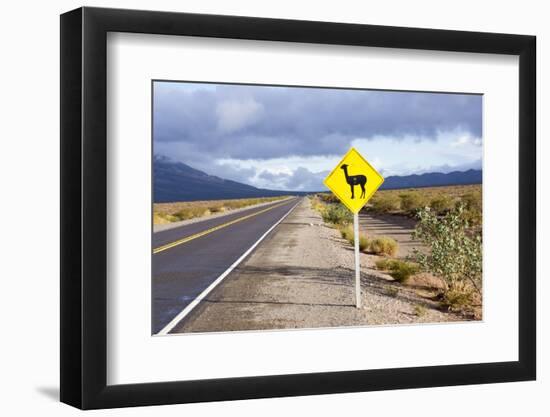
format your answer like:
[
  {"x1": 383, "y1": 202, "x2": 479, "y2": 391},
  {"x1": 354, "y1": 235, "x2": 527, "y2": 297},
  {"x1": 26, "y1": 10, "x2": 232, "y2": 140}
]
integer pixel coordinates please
[{"x1": 60, "y1": 6, "x2": 536, "y2": 410}]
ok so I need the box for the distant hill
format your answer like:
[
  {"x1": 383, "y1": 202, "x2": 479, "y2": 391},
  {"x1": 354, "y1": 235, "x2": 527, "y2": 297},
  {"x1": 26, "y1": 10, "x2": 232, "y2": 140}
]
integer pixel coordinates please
[
  {"x1": 154, "y1": 156, "x2": 482, "y2": 202},
  {"x1": 154, "y1": 156, "x2": 304, "y2": 202},
  {"x1": 380, "y1": 169, "x2": 482, "y2": 190}
]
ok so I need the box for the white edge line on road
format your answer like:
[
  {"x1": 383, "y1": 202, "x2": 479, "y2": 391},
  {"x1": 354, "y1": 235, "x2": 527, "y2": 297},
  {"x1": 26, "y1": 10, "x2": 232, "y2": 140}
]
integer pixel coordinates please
[{"x1": 155, "y1": 198, "x2": 302, "y2": 336}]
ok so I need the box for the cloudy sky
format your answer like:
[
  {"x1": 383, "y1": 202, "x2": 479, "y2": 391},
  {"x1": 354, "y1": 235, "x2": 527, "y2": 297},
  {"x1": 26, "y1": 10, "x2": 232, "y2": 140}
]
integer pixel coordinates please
[{"x1": 153, "y1": 81, "x2": 482, "y2": 191}]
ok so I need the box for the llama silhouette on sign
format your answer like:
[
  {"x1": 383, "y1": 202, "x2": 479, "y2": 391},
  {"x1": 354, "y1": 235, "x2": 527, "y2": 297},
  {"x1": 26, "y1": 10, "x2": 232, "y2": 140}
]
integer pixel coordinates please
[{"x1": 340, "y1": 164, "x2": 367, "y2": 199}]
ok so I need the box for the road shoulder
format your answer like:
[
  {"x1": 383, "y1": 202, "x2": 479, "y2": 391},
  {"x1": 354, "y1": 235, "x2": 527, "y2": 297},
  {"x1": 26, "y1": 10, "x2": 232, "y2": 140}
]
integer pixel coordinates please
[{"x1": 174, "y1": 198, "x2": 464, "y2": 333}]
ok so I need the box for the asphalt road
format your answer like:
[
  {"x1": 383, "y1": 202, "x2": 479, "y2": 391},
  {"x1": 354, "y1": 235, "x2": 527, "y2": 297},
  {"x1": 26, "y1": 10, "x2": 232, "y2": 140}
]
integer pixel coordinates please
[{"x1": 152, "y1": 197, "x2": 301, "y2": 334}]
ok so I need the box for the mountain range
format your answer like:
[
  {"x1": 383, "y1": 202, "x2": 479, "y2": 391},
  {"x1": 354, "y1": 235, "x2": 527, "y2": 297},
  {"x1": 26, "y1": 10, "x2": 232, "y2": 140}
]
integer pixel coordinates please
[
  {"x1": 380, "y1": 169, "x2": 482, "y2": 190},
  {"x1": 154, "y1": 156, "x2": 481, "y2": 203},
  {"x1": 154, "y1": 156, "x2": 300, "y2": 202}
]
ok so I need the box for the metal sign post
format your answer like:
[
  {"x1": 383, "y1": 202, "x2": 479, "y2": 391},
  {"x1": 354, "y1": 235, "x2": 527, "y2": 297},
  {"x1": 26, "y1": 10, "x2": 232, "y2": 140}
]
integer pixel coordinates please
[
  {"x1": 354, "y1": 213, "x2": 361, "y2": 308},
  {"x1": 323, "y1": 147, "x2": 384, "y2": 309}
]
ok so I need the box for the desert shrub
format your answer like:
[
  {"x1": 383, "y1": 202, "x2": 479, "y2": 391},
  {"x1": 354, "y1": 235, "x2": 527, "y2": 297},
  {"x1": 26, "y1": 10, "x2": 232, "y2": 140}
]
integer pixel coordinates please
[
  {"x1": 164, "y1": 214, "x2": 180, "y2": 222},
  {"x1": 461, "y1": 191, "x2": 482, "y2": 211},
  {"x1": 175, "y1": 207, "x2": 210, "y2": 220},
  {"x1": 339, "y1": 225, "x2": 353, "y2": 240},
  {"x1": 318, "y1": 193, "x2": 340, "y2": 204},
  {"x1": 370, "y1": 194, "x2": 401, "y2": 213},
  {"x1": 413, "y1": 304, "x2": 427, "y2": 317},
  {"x1": 322, "y1": 204, "x2": 353, "y2": 226},
  {"x1": 440, "y1": 281, "x2": 474, "y2": 312},
  {"x1": 389, "y1": 262, "x2": 420, "y2": 283},
  {"x1": 385, "y1": 287, "x2": 399, "y2": 297},
  {"x1": 375, "y1": 258, "x2": 401, "y2": 270},
  {"x1": 153, "y1": 213, "x2": 171, "y2": 225},
  {"x1": 339, "y1": 226, "x2": 369, "y2": 251},
  {"x1": 399, "y1": 191, "x2": 427, "y2": 214},
  {"x1": 463, "y1": 210, "x2": 482, "y2": 228},
  {"x1": 413, "y1": 205, "x2": 482, "y2": 298},
  {"x1": 375, "y1": 258, "x2": 418, "y2": 283},
  {"x1": 357, "y1": 236, "x2": 369, "y2": 251},
  {"x1": 459, "y1": 191, "x2": 482, "y2": 226},
  {"x1": 310, "y1": 197, "x2": 326, "y2": 214},
  {"x1": 369, "y1": 236, "x2": 398, "y2": 256},
  {"x1": 208, "y1": 205, "x2": 226, "y2": 213},
  {"x1": 154, "y1": 213, "x2": 181, "y2": 223},
  {"x1": 429, "y1": 194, "x2": 455, "y2": 214}
]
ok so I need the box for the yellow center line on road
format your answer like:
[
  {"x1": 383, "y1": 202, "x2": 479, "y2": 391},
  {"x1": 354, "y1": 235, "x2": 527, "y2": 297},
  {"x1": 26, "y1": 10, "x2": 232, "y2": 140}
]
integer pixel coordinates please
[{"x1": 152, "y1": 199, "x2": 296, "y2": 254}]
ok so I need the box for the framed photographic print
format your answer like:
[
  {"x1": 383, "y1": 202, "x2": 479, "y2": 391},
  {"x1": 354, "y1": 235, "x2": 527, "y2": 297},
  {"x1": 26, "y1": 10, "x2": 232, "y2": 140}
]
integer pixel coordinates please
[{"x1": 60, "y1": 6, "x2": 536, "y2": 409}]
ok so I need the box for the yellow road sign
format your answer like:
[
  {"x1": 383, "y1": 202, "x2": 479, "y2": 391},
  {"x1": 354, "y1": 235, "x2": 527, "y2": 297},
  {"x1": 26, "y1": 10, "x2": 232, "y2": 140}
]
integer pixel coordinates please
[{"x1": 323, "y1": 147, "x2": 384, "y2": 213}]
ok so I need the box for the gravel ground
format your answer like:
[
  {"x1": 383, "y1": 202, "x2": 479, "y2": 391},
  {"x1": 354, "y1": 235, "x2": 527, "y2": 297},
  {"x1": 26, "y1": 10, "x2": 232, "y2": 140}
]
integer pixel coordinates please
[{"x1": 175, "y1": 198, "x2": 466, "y2": 333}]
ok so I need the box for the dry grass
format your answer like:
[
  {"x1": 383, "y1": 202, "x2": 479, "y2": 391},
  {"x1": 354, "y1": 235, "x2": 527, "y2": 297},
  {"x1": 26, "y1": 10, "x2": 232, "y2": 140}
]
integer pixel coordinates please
[
  {"x1": 153, "y1": 196, "x2": 288, "y2": 224},
  {"x1": 413, "y1": 304, "x2": 428, "y2": 317},
  {"x1": 338, "y1": 225, "x2": 369, "y2": 251},
  {"x1": 375, "y1": 184, "x2": 481, "y2": 201},
  {"x1": 370, "y1": 184, "x2": 482, "y2": 227},
  {"x1": 316, "y1": 184, "x2": 482, "y2": 225},
  {"x1": 375, "y1": 258, "x2": 419, "y2": 283},
  {"x1": 369, "y1": 236, "x2": 399, "y2": 256},
  {"x1": 310, "y1": 196, "x2": 352, "y2": 226},
  {"x1": 406, "y1": 272, "x2": 446, "y2": 290}
]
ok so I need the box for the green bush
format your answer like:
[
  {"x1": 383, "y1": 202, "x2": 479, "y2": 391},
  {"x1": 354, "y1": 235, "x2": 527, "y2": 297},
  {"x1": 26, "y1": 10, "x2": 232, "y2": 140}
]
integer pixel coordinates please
[
  {"x1": 370, "y1": 194, "x2": 401, "y2": 213},
  {"x1": 413, "y1": 205, "x2": 482, "y2": 299},
  {"x1": 322, "y1": 204, "x2": 353, "y2": 225},
  {"x1": 375, "y1": 258, "x2": 419, "y2": 283},
  {"x1": 369, "y1": 236, "x2": 398, "y2": 256},
  {"x1": 389, "y1": 262, "x2": 419, "y2": 283},
  {"x1": 399, "y1": 191, "x2": 426, "y2": 214},
  {"x1": 440, "y1": 281, "x2": 474, "y2": 312},
  {"x1": 339, "y1": 225, "x2": 353, "y2": 240},
  {"x1": 340, "y1": 226, "x2": 369, "y2": 251},
  {"x1": 375, "y1": 258, "x2": 401, "y2": 270},
  {"x1": 429, "y1": 195, "x2": 455, "y2": 214}
]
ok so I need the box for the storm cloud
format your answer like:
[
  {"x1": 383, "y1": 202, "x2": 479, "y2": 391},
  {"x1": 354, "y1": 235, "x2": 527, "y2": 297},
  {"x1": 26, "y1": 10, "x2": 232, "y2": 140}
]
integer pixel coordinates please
[
  {"x1": 153, "y1": 82, "x2": 482, "y2": 190},
  {"x1": 154, "y1": 82, "x2": 482, "y2": 161}
]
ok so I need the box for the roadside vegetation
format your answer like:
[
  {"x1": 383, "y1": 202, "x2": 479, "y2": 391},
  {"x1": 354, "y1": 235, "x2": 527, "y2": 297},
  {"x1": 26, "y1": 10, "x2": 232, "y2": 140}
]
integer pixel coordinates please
[
  {"x1": 412, "y1": 204, "x2": 482, "y2": 315},
  {"x1": 154, "y1": 196, "x2": 289, "y2": 224},
  {"x1": 367, "y1": 184, "x2": 482, "y2": 225},
  {"x1": 321, "y1": 204, "x2": 353, "y2": 226},
  {"x1": 369, "y1": 237, "x2": 398, "y2": 257},
  {"x1": 310, "y1": 195, "x2": 399, "y2": 256},
  {"x1": 339, "y1": 225, "x2": 369, "y2": 251},
  {"x1": 375, "y1": 259, "x2": 419, "y2": 283},
  {"x1": 413, "y1": 304, "x2": 428, "y2": 317},
  {"x1": 311, "y1": 184, "x2": 483, "y2": 319}
]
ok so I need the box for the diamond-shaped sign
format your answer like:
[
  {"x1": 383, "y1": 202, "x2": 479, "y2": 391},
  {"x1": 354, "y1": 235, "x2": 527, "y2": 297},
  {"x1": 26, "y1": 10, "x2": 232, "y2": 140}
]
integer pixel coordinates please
[{"x1": 323, "y1": 147, "x2": 384, "y2": 214}]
